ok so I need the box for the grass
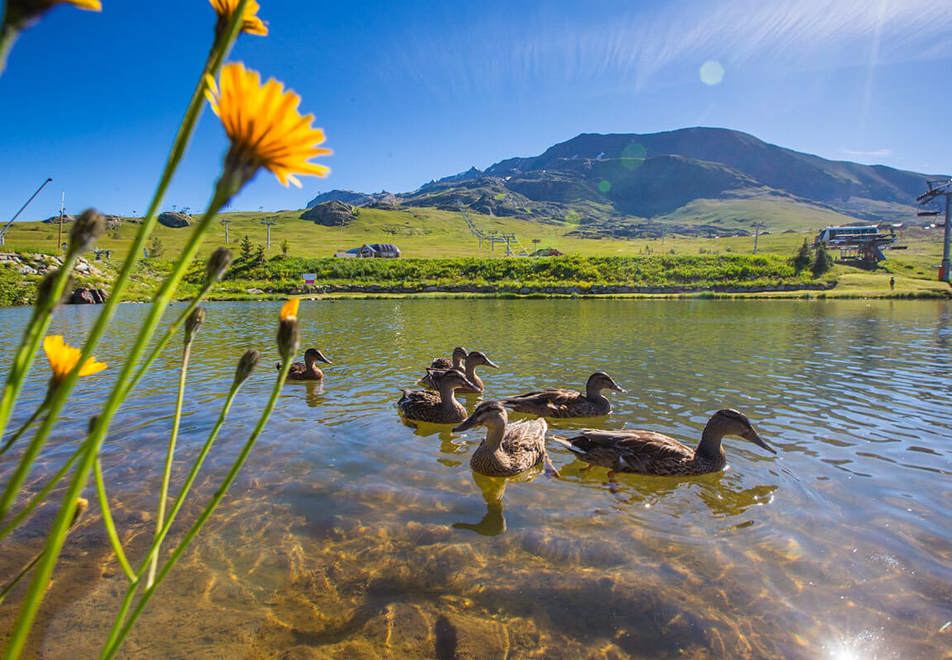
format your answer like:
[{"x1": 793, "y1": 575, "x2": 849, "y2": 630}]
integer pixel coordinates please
[{"x1": 3, "y1": 206, "x2": 949, "y2": 301}]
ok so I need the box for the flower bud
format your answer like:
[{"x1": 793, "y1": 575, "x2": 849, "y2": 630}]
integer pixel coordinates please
[
  {"x1": 68, "y1": 209, "x2": 106, "y2": 255},
  {"x1": 70, "y1": 497, "x2": 90, "y2": 528},
  {"x1": 276, "y1": 319, "x2": 299, "y2": 361},
  {"x1": 204, "y1": 247, "x2": 233, "y2": 286},
  {"x1": 184, "y1": 307, "x2": 206, "y2": 345},
  {"x1": 233, "y1": 349, "x2": 260, "y2": 388},
  {"x1": 35, "y1": 271, "x2": 72, "y2": 309}
]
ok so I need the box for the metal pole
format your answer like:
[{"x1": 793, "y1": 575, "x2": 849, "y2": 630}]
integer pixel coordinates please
[
  {"x1": 57, "y1": 192, "x2": 65, "y2": 255},
  {"x1": 1, "y1": 178, "x2": 53, "y2": 245},
  {"x1": 942, "y1": 192, "x2": 951, "y2": 284}
]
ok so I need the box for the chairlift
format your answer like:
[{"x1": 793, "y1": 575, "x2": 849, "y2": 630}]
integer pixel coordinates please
[{"x1": 917, "y1": 202, "x2": 941, "y2": 217}]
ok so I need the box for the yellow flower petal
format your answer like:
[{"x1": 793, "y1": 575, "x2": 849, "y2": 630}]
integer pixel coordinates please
[
  {"x1": 61, "y1": 0, "x2": 102, "y2": 11},
  {"x1": 43, "y1": 335, "x2": 107, "y2": 384},
  {"x1": 280, "y1": 297, "x2": 300, "y2": 321},
  {"x1": 209, "y1": 0, "x2": 268, "y2": 37},
  {"x1": 207, "y1": 62, "x2": 331, "y2": 187}
]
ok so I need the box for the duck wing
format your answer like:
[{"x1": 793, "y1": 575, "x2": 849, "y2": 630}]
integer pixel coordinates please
[
  {"x1": 501, "y1": 389, "x2": 583, "y2": 417},
  {"x1": 397, "y1": 389, "x2": 442, "y2": 418},
  {"x1": 553, "y1": 429, "x2": 693, "y2": 473}
]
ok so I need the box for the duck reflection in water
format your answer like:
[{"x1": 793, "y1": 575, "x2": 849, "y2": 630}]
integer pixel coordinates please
[
  {"x1": 557, "y1": 460, "x2": 777, "y2": 517},
  {"x1": 452, "y1": 467, "x2": 546, "y2": 536},
  {"x1": 304, "y1": 381, "x2": 324, "y2": 407}
]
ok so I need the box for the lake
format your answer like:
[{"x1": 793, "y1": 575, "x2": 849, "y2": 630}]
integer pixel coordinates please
[{"x1": 1, "y1": 299, "x2": 950, "y2": 657}]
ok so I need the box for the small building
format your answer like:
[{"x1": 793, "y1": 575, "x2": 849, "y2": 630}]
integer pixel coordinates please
[{"x1": 335, "y1": 243, "x2": 400, "y2": 259}]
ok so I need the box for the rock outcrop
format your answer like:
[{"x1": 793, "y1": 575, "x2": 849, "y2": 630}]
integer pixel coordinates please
[
  {"x1": 158, "y1": 211, "x2": 192, "y2": 228},
  {"x1": 300, "y1": 201, "x2": 358, "y2": 226},
  {"x1": 68, "y1": 287, "x2": 108, "y2": 304}
]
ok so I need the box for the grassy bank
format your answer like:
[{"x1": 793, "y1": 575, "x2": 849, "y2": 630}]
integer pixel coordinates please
[
  {"x1": 2, "y1": 206, "x2": 949, "y2": 304},
  {"x1": 180, "y1": 253, "x2": 821, "y2": 295}
]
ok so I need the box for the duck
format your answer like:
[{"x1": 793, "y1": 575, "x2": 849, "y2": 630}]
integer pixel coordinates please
[
  {"x1": 398, "y1": 369, "x2": 478, "y2": 424},
  {"x1": 453, "y1": 400, "x2": 556, "y2": 477},
  {"x1": 501, "y1": 371, "x2": 625, "y2": 418},
  {"x1": 420, "y1": 350, "x2": 499, "y2": 393},
  {"x1": 429, "y1": 346, "x2": 468, "y2": 371},
  {"x1": 276, "y1": 348, "x2": 333, "y2": 381},
  {"x1": 550, "y1": 409, "x2": 776, "y2": 476}
]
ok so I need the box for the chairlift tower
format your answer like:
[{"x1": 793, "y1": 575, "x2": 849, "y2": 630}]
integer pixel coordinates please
[
  {"x1": 751, "y1": 222, "x2": 766, "y2": 254},
  {"x1": 916, "y1": 179, "x2": 952, "y2": 283},
  {"x1": 1, "y1": 177, "x2": 52, "y2": 247},
  {"x1": 261, "y1": 217, "x2": 277, "y2": 249},
  {"x1": 221, "y1": 218, "x2": 232, "y2": 244}
]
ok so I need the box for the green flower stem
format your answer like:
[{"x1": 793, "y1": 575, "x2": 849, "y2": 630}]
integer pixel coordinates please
[
  {"x1": 0, "y1": 443, "x2": 82, "y2": 543},
  {"x1": 0, "y1": 497, "x2": 86, "y2": 605},
  {"x1": 0, "y1": 0, "x2": 246, "y2": 530},
  {"x1": 102, "y1": 359, "x2": 292, "y2": 659},
  {"x1": 0, "y1": 252, "x2": 77, "y2": 441},
  {"x1": 146, "y1": 340, "x2": 193, "y2": 588},
  {"x1": 3, "y1": 171, "x2": 240, "y2": 659},
  {"x1": 93, "y1": 458, "x2": 135, "y2": 582},
  {"x1": 120, "y1": 286, "x2": 213, "y2": 404},
  {"x1": 101, "y1": 373, "x2": 244, "y2": 652},
  {"x1": 0, "y1": 398, "x2": 48, "y2": 458}
]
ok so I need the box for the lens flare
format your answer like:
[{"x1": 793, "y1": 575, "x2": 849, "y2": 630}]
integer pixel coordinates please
[{"x1": 699, "y1": 60, "x2": 725, "y2": 86}]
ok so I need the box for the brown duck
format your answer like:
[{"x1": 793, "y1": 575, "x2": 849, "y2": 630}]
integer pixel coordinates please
[
  {"x1": 453, "y1": 401, "x2": 555, "y2": 477},
  {"x1": 551, "y1": 409, "x2": 775, "y2": 476},
  {"x1": 398, "y1": 369, "x2": 478, "y2": 424},
  {"x1": 420, "y1": 350, "x2": 499, "y2": 393},
  {"x1": 501, "y1": 371, "x2": 625, "y2": 418},
  {"x1": 429, "y1": 346, "x2": 468, "y2": 371},
  {"x1": 276, "y1": 348, "x2": 333, "y2": 381}
]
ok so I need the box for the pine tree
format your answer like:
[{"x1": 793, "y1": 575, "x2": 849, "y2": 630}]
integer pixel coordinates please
[
  {"x1": 253, "y1": 243, "x2": 265, "y2": 265},
  {"x1": 281, "y1": 238, "x2": 289, "y2": 258},
  {"x1": 149, "y1": 235, "x2": 164, "y2": 259},
  {"x1": 793, "y1": 239, "x2": 812, "y2": 273},
  {"x1": 239, "y1": 234, "x2": 253, "y2": 260},
  {"x1": 811, "y1": 242, "x2": 833, "y2": 277}
]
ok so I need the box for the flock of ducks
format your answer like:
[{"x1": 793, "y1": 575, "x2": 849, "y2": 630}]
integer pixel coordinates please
[{"x1": 280, "y1": 346, "x2": 777, "y2": 479}]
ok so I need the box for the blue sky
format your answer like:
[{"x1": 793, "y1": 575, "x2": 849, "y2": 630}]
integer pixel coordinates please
[{"x1": 2, "y1": 0, "x2": 951, "y2": 219}]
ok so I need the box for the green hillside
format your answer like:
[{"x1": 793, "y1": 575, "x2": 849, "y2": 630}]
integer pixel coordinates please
[{"x1": 3, "y1": 204, "x2": 949, "y2": 302}]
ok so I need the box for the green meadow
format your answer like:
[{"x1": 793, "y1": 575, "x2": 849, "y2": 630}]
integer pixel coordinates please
[{"x1": 2, "y1": 206, "x2": 949, "y2": 302}]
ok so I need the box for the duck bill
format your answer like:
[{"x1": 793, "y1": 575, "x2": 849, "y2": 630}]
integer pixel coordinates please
[
  {"x1": 452, "y1": 414, "x2": 479, "y2": 433},
  {"x1": 611, "y1": 382, "x2": 626, "y2": 393},
  {"x1": 485, "y1": 358, "x2": 499, "y2": 369},
  {"x1": 746, "y1": 429, "x2": 776, "y2": 454}
]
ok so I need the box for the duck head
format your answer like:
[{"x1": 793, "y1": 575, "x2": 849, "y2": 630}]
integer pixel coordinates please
[
  {"x1": 451, "y1": 346, "x2": 469, "y2": 368},
  {"x1": 709, "y1": 409, "x2": 775, "y2": 454},
  {"x1": 586, "y1": 371, "x2": 625, "y2": 395},
  {"x1": 304, "y1": 348, "x2": 333, "y2": 366},
  {"x1": 465, "y1": 351, "x2": 499, "y2": 369},
  {"x1": 453, "y1": 400, "x2": 508, "y2": 433},
  {"x1": 428, "y1": 367, "x2": 479, "y2": 394}
]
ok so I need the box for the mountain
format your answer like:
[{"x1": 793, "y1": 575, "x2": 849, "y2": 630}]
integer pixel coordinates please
[{"x1": 309, "y1": 128, "x2": 944, "y2": 236}]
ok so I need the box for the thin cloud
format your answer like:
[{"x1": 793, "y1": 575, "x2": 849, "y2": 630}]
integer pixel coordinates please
[
  {"x1": 391, "y1": 0, "x2": 952, "y2": 96},
  {"x1": 838, "y1": 148, "x2": 894, "y2": 159}
]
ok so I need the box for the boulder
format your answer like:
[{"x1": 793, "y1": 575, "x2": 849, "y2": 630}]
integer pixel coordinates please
[
  {"x1": 300, "y1": 201, "x2": 358, "y2": 226},
  {"x1": 158, "y1": 211, "x2": 192, "y2": 228},
  {"x1": 42, "y1": 214, "x2": 75, "y2": 224},
  {"x1": 68, "y1": 287, "x2": 107, "y2": 304}
]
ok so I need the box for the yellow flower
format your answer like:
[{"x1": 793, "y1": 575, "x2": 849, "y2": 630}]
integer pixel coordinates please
[
  {"x1": 61, "y1": 0, "x2": 102, "y2": 10},
  {"x1": 280, "y1": 297, "x2": 300, "y2": 321},
  {"x1": 209, "y1": 0, "x2": 267, "y2": 36},
  {"x1": 206, "y1": 62, "x2": 331, "y2": 188},
  {"x1": 43, "y1": 335, "x2": 107, "y2": 384}
]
